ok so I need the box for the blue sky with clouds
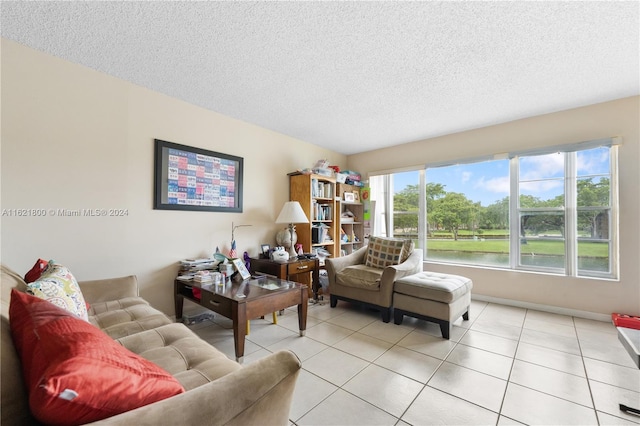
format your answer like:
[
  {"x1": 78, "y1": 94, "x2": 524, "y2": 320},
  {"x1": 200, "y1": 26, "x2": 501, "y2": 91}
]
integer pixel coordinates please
[{"x1": 392, "y1": 147, "x2": 610, "y2": 207}]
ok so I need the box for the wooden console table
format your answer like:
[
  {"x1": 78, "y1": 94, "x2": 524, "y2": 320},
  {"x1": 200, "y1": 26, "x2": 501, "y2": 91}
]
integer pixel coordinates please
[{"x1": 249, "y1": 257, "x2": 320, "y2": 301}]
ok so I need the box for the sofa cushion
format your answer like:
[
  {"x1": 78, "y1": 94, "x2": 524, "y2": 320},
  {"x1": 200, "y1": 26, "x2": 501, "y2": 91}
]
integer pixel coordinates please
[
  {"x1": 394, "y1": 271, "x2": 473, "y2": 303},
  {"x1": 116, "y1": 323, "x2": 242, "y2": 390},
  {"x1": 9, "y1": 290, "x2": 185, "y2": 426},
  {"x1": 26, "y1": 262, "x2": 89, "y2": 321},
  {"x1": 88, "y1": 297, "x2": 173, "y2": 339},
  {"x1": 336, "y1": 264, "x2": 383, "y2": 290},
  {"x1": 365, "y1": 236, "x2": 407, "y2": 269}
]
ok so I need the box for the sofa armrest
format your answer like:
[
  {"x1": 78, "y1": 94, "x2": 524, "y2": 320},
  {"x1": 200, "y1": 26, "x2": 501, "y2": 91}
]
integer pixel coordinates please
[
  {"x1": 78, "y1": 275, "x2": 138, "y2": 304},
  {"x1": 89, "y1": 350, "x2": 302, "y2": 426},
  {"x1": 380, "y1": 249, "x2": 424, "y2": 290},
  {"x1": 326, "y1": 246, "x2": 367, "y2": 277}
]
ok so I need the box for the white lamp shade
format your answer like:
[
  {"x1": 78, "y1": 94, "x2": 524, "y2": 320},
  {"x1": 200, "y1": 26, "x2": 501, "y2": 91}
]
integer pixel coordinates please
[{"x1": 276, "y1": 201, "x2": 309, "y2": 224}]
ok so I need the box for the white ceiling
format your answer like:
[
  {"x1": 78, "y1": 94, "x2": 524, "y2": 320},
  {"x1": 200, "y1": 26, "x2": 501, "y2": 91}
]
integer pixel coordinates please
[{"x1": 2, "y1": 1, "x2": 638, "y2": 155}]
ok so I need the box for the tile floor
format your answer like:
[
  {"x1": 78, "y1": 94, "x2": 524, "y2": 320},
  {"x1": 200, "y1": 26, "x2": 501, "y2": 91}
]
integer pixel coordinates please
[{"x1": 185, "y1": 299, "x2": 640, "y2": 425}]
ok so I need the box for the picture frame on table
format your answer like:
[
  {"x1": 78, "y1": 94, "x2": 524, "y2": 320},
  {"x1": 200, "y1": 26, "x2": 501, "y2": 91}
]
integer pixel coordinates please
[
  {"x1": 232, "y1": 258, "x2": 252, "y2": 280},
  {"x1": 343, "y1": 192, "x2": 355, "y2": 202},
  {"x1": 352, "y1": 191, "x2": 360, "y2": 202},
  {"x1": 154, "y1": 139, "x2": 243, "y2": 212},
  {"x1": 260, "y1": 244, "x2": 271, "y2": 258}
]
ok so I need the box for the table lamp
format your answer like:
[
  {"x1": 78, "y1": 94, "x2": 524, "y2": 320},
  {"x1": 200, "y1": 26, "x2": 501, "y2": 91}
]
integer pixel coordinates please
[{"x1": 275, "y1": 201, "x2": 309, "y2": 258}]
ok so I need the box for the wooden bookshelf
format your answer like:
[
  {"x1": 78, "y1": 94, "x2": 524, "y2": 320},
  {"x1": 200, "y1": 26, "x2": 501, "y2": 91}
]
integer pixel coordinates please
[
  {"x1": 289, "y1": 173, "x2": 339, "y2": 261},
  {"x1": 337, "y1": 183, "x2": 365, "y2": 255}
]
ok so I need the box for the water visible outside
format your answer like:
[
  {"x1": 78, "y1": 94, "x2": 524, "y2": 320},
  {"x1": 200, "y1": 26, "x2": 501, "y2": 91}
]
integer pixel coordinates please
[{"x1": 426, "y1": 250, "x2": 609, "y2": 273}]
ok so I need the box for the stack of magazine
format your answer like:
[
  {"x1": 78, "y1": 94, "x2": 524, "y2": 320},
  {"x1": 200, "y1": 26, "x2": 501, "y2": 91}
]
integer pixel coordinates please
[{"x1": 178, "y1": 258, "x2": 218, "y2": 280}]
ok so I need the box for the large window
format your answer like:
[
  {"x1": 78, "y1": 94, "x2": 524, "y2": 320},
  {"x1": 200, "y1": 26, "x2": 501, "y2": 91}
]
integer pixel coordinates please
[{"x1": 370, "y1": 141, "x2": 618, "y2": 279}]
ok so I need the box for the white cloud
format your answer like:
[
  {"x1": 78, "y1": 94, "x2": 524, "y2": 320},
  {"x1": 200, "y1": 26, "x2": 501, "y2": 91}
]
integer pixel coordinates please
[
  {"x1": 520, "y1": 180, "x2": 563, "y2": 193},
  {"x1": 475, "y1": 176, "x2": 509, "y2": 194},
  {"x1": 519, "y1": 153, "x2": 564, "y2": 181},
  {"x1": 461, "y1": 171, "x2": 472, "y2": 183},
  {"x1": 577, "y1": 148, "x2": 609, "y2": 175}
]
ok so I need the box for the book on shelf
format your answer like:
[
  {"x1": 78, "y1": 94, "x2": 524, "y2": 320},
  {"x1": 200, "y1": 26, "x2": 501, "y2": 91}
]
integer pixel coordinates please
[
  {"x1": 313, "y1": 202, "x2": 332, "y2": 221},
  {"x1": 312, "y1": 223, "x2": 331, "y2": 243},
  {"x1": 311, "y1": 178, "x2": 333, "y2": 198}
]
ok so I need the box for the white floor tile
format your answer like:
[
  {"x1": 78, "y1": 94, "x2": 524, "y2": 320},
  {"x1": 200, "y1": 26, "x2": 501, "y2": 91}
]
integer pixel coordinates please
[
  {"x1": 470, "y1": 318, "x2": 522, "y2": 340},
  {"x1": 596, "y1": 410, "x2": 640, "y2": 425},
  {"x1": 308, "y1": 302, "x2": 356, "y2": 321},
  {"x1": 397, "y1": 330, "x2": 457, "y2": 360},
  {"x1": 411, "y1": 319, "x2": 469, "y2": 341},
  {"x1": 333, "y1": 331, "x2": 394, "y2": 362},
  {"x1": 497, "y1": 415, "x2": 526, "y2": 425},
  {"x1": 359, "y1": 320, "x2": 415, "y2": 344},
  {"x1": 574, "y1": 317, "x2": 617, "y2": 334},
  {"x1": 584, "y1": 357, "x2": 640, "y2": 392},
  {"x1": 459, "y1": 329, "x2": 519, "y2": 357},
  {"x1": 303, "y1": 347, "x2": 369, "y2": 387},
  {"x1": 304, "y1": 321, "x2": 354, "y2": 346},
  {"x1": 509, "y1": 359, "x2": 593, "y2": 407},
  {"x1": 245, "y1": 320, "x2": 298, "y2": 347},
  {"x1": 523, "y1": 317, "x2": 577, "y2": 338},
  {"x1": 519, "y1": 327, "x2": 581, "y2": 355},
  {"x1": 589, "y1": 379, "x2": 640, "y2": 423},
  {"x1": 373, "y1": 345, "x2": 442, "y2": 384},
  {"x1": 343, "y1": 364, "x2": 423, "y2": 418},
  {"x1": 186, "y1": 300, "x2": 636, "y2": 425},
  {"x1": 446, "y1": 343, "x2": 514, "y2": 380},
  {"x1": 289, "y1": 369, "x2": 338, "y2": 422},
  {"x1": 428, "y1": 361, "x2": 507, "y2": 412},
  {"x1": 580, "y1": 338, "x2": 639, "y2": 368},
  {"x1": 402, "y1": 385, "x2": 499, "y2": 425},
  {"x1": 502, "y1": 383, "x2": 598, "y2": 425},
  {"x1": 525, "y1": 309, "x2": 575, "y2": 327},
  {"x1": 297, "y1": 389, "x2": 398, "y2": 425},
  {"x1": 266, "y1": 334, "x2": 329, "y2": 361},
  {"x1": 327, "y1": 308, "x2": 378, "y2": 331},
  {"x1": 515, "y1": 341, "x2": 586, "y2": 377}
]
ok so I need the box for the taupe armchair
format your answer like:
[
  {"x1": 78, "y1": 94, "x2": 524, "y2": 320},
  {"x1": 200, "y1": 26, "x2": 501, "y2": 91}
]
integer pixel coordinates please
[{"x1": 326, "y1": 245, "x2": 423, "y2": 322}]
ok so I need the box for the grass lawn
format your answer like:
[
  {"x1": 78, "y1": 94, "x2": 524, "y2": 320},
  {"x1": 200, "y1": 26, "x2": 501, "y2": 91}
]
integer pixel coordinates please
[{"x1": 427, "y1": 238, "x2": 608, "y2": 257}]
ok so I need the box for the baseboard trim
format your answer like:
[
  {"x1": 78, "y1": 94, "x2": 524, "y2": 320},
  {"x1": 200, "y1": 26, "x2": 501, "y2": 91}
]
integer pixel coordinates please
[{"x1": 471, "y1": 294, "x2": 611, "y2": 322}]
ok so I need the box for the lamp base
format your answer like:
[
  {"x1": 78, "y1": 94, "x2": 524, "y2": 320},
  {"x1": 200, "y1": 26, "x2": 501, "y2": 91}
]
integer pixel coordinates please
[{"x1": 288, "y1": 245, "x2": 297, "y2": 259}]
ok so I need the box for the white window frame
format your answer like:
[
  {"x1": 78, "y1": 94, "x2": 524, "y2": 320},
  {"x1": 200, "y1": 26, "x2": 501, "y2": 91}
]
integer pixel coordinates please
[{"x1": 370, "y1": 138, "x2": 619, "y2": 280}]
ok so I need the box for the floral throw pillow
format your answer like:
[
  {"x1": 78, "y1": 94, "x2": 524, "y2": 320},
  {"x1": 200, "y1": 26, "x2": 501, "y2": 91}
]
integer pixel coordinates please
[{"x1": 27, "y1": 262, "x2": 89, "y2": 321}]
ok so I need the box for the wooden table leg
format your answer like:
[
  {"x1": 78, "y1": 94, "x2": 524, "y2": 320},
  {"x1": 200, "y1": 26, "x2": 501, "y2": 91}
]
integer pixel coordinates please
[
  {"x1": 298, "y1": 287, "x2": 308, "y2": 336},
  {"x1": 175, "y1": 294, "x2": 184, "y2": 320},
  {"x1": 232, "y1": 303, "x2": 247, "y2": 363},
  {"x1": 312, "y1": 263, "x2": 320, "y2": 301}
]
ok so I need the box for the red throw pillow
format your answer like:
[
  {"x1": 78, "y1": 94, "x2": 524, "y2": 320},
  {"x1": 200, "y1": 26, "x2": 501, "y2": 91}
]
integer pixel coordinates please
[
  {"x1": 9, "y1": 290, "x2": 185, "y2": 425},
  {"x1": 24, "y1": 258, "x2": 48, "y2": 283}
]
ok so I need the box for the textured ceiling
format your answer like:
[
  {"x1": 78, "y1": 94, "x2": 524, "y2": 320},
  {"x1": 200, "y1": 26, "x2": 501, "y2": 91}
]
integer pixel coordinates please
[{"x1": 1, "y1": 1, "x2": 638, "y2": 155}]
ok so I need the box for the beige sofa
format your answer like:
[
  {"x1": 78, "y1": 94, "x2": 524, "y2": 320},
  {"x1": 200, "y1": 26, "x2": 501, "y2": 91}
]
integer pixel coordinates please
[
  {"x1": 1, "y1": 265, "x2": 301, "y2": 426},
  {"x1": 326, "y1": 246, "x2": 423, "y2": 322}
]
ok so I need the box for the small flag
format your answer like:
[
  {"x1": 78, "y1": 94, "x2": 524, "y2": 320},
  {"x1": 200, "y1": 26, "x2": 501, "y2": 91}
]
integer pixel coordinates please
[{"x1": 228, "y1": 240, "x2": 237, "y2": 259}]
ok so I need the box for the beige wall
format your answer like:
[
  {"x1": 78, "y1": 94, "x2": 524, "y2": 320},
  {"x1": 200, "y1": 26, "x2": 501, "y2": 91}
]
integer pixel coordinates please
[
  {"x1": 0, "y1": 39, "x2": 346, "y2": 314},
  {"x1": 349, "y1": 96, "x2": 640, "y2": 317}
]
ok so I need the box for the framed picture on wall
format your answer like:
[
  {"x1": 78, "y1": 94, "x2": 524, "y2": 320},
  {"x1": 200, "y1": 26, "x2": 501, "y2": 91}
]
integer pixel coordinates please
[{"x1": 154, "y1": 139, "x2": 243, "y2": 212}]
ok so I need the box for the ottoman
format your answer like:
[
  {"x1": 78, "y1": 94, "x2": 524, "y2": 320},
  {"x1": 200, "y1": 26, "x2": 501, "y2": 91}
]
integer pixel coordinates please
[{"x1": 393, "y1": 271, "x2": 473, "y2": 339}]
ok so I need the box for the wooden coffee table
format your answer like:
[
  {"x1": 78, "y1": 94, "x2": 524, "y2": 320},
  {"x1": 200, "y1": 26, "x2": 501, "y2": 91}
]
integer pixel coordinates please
[{"x1": 175, "y1": 275, "x2": 308, "y2": 362}]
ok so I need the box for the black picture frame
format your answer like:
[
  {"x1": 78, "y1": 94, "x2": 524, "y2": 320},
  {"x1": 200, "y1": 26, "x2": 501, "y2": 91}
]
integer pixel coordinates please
[
  {"x1": 260, "y1": 244, "x2": 271, "y2": 258},
  {"x1": 154, "y1": 139, "x2": 243, "y2": 212}
]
